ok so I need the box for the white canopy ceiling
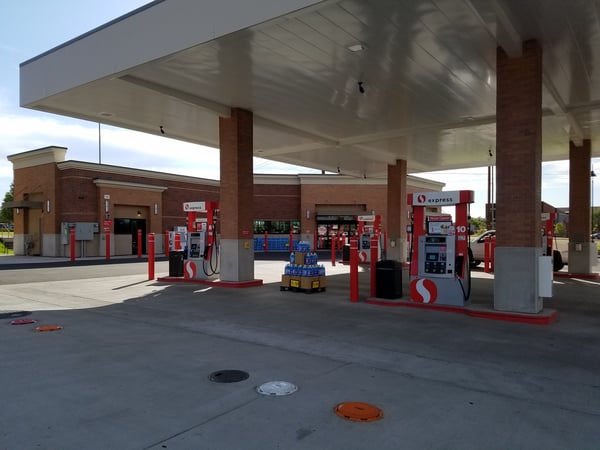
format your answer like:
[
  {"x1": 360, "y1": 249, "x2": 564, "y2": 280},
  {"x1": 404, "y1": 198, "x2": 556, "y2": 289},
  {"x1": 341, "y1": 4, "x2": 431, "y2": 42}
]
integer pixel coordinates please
[{"x1": 20, "y1": 0, "x2": 600, "y2": 179}]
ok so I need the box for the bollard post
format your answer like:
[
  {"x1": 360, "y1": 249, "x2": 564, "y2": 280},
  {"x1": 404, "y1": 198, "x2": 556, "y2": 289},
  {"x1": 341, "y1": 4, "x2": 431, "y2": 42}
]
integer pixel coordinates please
[
  {"x1": 350, "y1": 237, "x2": 359, "y2": 302},
  {"x1": 484, "y1": 236, "x2": 490, "y2": 273},
  {"x1": 137, "y1": 229, "x2": 142, "y2": 258},
  {"x1": 165, "y1": 230, "x2": 169, "y2": 257},
  {"x1": 105, "y1": 229, "x2": 110, "y2": 260},
  {"x1": 70, "y1": 228, "x2": 75, "y2": 261},
  {"x1": 264, "y1": 230, "x2": 268, "y2": 252},
  {"x1": 148, "y1": 233, "x2": 155, "y2": 280},
  {"x1": 370, "y1": 235, "x2": 378, "y2": 298},
  {"x1": 331, "y1": 232, "x2": 336, "y2": 267},
  {"x1": 490, "y1": 236, "x2": 496, "y2": 272}
]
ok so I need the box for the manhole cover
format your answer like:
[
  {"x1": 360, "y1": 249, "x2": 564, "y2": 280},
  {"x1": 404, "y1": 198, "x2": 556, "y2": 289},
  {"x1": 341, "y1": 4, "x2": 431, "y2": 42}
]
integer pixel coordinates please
[
  {"x1": 10, "y1": 319, "x2": 38, "y2": 325},
  {"x1": 35, "y1": 325, "x2": 63, "y2": 332},
  {"x1": 334, "y1": 402, "x2": 383, "y2": 422},
  {"x1": 0, "y1": 311, "x2": 32, "y2": 320},
  {"x1": 257, "y1": 381, "x2": 298, "y2": 396},
  {"x1": 209, "y1": 370, "x2": 249, "y2": 383}
]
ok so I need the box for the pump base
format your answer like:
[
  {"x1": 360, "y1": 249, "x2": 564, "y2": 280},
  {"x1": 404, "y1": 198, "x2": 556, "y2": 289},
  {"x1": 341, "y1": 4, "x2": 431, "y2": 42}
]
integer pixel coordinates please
[
  {"x1": 156, "y1": 276, "x2": 263, "y2": 288},
  {"x1": 365, "y1": 297, "x2": 557, "y2": 325}
]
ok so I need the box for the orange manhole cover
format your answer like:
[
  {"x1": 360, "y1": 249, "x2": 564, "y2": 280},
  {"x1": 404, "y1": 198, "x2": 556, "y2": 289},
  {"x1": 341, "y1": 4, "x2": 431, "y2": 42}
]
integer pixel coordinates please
[
  {"x1": 35, "y1": 325, "x2": 63, "y2": 332},
  {"x1": 334, "y1": 402, "x2": 383, "y2": 422}
]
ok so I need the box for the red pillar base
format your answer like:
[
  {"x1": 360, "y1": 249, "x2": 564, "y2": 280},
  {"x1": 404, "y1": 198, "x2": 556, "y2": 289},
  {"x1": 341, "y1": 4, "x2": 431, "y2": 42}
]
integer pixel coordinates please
[
  {"x1": 156, "y1": 276, "x2": 263, "y2": 288},
  {"x1": 365, "y1": 297, "x2": 557, "y2": 325}
]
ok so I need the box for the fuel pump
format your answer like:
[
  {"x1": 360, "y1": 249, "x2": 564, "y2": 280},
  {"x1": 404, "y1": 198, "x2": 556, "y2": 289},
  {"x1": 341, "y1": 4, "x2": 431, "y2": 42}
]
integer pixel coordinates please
[
  {"x1": 541, "y1": 212, "x2": 563, "y2": 271},
  {"x1": 182, "y1": 201, "x2": 219, "y2": 280},
  {"x1": 357, "y1": 214, "x2": 382, "y2": 263},
  {"x1": 408, "y1": 190, "x2": 474, "y2": 306}
]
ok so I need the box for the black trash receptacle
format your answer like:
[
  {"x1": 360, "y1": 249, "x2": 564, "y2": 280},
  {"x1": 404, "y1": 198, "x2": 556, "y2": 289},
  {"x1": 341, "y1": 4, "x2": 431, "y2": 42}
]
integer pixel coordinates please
[
  {"x1": 376, "y1": 260, "x2": 402, "y2": 299},
  {"x1": 169, "y1": 251, "x2": 184, "y2": 277},
  {"x1": 342, "y1": 244, "x2": 350, "y2": 263}
]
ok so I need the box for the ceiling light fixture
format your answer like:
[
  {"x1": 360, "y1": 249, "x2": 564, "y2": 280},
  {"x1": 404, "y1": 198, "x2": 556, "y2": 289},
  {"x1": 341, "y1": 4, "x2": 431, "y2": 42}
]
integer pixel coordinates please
[{"x1": 348, "y1": 43, "x2": 365, "y2": 52}]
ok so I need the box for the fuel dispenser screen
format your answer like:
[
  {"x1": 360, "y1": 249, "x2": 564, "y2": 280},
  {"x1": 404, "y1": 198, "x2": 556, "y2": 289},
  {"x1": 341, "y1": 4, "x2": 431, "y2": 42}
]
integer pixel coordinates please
[{"x1": 418, "y1": 236, "x2": 455, "y2": 277}]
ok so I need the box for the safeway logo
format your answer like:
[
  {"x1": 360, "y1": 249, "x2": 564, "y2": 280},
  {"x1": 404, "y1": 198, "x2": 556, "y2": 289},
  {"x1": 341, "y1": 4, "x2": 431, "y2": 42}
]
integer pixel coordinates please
[
  {"x1": 417, "y1": 194, "x2": 426, "y2": 203},
  {"x1": 410, "y1": 278, "x2": 438, "y2": 303}
]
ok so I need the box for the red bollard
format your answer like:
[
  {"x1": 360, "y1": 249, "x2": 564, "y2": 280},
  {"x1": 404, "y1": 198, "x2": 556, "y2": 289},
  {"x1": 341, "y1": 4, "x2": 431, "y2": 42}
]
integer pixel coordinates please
[
  {"x1": 137, "y1": 229, "x2": 142, "y2": 258},
  {"x1": 350, "y1": 237, "x2": 359, "y2": 302},
  {"x1": 70, "y1": 228, "x2": 75, "y2": 261},
  {"x1": 165, "y1": 230, "x2": 169, "y2": 257},
  {"x1": 264, "y1": 230, "x2": 268, "y2": 252},
  {"x1": 105, "y1": 229, "x2": 110, "y2": 260},
  {"x1": 370, "y1": 235, "x2": 378, "y2": 298},
  {"x1": 490, "y1": 236, "x2": 496, "y2": 272},
  {"x1": 331, "y1": 233, "x2": 336, "y2": 267},
  {"x1": 484, "y1": 236, "x2": 490, "y2": 273},
  {"x1": 148, "y1": 233, "x2": 155, "y2": 280}
]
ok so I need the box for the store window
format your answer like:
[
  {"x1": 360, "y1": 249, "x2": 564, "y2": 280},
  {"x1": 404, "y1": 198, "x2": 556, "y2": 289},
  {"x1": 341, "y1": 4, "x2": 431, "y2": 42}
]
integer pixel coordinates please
[{"x1": 253, "y1": 220, "x2": 300, "y2": 234}]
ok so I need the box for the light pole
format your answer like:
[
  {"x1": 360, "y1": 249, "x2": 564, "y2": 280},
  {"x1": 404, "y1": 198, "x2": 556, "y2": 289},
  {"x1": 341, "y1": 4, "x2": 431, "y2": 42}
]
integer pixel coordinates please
[{"x1": 592, "y1": 169, "x2": 597, "y2": 234}]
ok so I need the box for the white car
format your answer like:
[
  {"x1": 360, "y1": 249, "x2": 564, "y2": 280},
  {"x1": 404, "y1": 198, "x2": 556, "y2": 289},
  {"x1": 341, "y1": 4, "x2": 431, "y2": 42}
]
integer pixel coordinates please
[{"x1": 469, "y1": 230, "x2": 567, "y2": 270}]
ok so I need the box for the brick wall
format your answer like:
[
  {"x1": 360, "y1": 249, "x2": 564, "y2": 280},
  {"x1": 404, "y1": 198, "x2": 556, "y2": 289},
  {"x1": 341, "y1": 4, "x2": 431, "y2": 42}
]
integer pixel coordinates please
[{"x1": 496, "y1": 40, "x2": 542, "y2": 247}]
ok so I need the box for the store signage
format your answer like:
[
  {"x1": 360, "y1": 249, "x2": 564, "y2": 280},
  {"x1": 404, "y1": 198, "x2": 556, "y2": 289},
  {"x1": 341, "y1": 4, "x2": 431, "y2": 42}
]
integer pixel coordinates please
[{"x1": 183, "y1": 201, "x2": 206, "y2": 212}]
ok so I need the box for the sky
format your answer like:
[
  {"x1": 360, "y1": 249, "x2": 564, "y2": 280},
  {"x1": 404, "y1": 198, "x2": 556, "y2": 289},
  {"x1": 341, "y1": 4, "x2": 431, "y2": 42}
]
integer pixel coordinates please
[{"x1": 1, "y1": 1, "x2": 598, "y2": 220}]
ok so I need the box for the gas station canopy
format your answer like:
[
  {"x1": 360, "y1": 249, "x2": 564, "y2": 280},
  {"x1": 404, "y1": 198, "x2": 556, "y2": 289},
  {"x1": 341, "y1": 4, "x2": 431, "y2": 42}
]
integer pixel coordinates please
[{"x1": 20, "y1": 0, "x2": 600, "y2": 178}]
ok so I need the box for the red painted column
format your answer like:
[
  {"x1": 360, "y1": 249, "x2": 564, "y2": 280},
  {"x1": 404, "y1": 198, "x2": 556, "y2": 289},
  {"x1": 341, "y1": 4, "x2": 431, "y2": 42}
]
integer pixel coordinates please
[
  {"x1": 313, "y1": 229, "x2": 317, "y2": 251},
  {"x1": 370, "y1": 235, "x2": 378, "y2": 298},
  {"x1": 137, "y1": 229, "x2": 142, "y2": 258},
  {"x1": 105, "y1": 229, "x2": 110, "y2": 260},
  {"x1": 165, "y1": 230, "x2": 169, "y2": 257},
  {"x1": 264, "y1": 230, "x2": 268, "y2": 252},
  {"x1": 148, "y1": 233, "x2": 155, "y2": 280},
  {"x1": 350, "y1": 237, "x2": 359, "y2": 302},
  {"x1": 69, "y1": 228, "x2": 75, "y2": 261},
  {"x1": 409, "y1": 204, "x2": 425, "y2": 277},
  {"x1": 289, "y1": 230, "x2": 293, "y2": 252}
]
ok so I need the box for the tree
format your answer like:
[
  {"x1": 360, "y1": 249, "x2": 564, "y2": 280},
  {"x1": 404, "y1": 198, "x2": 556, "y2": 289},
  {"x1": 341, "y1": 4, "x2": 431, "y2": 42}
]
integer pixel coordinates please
[
  {"x1": 469, "y1": 216, "x2": 487, "y2": 234},
  {"x1": 554, "y1": 222, "x2": 567, "y2": 237},
  {"x1": 593, "y1": 207, "x2": 600, "y2": 234},
  {"x1": 0, "y1": 182, "x2": 14, "y2": 224}
]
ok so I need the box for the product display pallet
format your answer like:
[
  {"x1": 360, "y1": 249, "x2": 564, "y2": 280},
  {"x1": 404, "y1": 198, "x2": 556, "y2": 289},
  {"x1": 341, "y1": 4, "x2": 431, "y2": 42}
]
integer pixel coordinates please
[{"x1": 280, "y1": 285, "x2": 327, "y2": 294}]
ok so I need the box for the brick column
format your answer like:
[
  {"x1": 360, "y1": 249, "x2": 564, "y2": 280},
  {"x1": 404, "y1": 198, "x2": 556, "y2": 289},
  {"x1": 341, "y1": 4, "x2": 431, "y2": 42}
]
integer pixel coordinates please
[
  {"x1": 494, "y1": 40, "x2": 543, "y2": 313},
  {"x1": 386, "y1": 160, "x2": 407, "y2": 262},
  {"x1": 568, "y1": 140, "x2": 595, "y2": 273},
  {"x1": 219, "y1": 108, "x2": 255, "y2": 282}
]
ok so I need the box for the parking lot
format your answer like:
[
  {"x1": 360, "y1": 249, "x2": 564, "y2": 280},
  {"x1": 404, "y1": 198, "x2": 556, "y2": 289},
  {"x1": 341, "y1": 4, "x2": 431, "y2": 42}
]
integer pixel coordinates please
[{"x1": 1, "y1": 256, "x2": 599, "y2": 449}]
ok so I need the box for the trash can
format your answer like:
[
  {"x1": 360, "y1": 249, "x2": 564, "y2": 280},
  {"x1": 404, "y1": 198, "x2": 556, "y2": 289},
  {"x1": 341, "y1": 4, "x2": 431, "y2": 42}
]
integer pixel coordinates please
[
  {"x1": 342, "y1": 244, "x2": 350, "y2": 263},
  {"x1": 169, "y1": 251, "x2": 184, "y2": 277},
  {"x1": 376, "y1": 260, "x2": 402, "y2": 299}
]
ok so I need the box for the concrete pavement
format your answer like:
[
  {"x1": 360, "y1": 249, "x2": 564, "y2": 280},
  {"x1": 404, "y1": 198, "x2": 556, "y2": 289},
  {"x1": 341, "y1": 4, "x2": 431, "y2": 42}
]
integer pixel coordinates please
[{"x1": 0, "y1": 255, "x2": 599, "y2": 449}]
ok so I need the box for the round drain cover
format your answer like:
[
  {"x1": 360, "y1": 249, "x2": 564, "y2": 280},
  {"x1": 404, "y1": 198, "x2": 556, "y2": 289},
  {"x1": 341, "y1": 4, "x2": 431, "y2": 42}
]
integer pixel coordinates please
[
  {"x1": 209, "y1": 370, "x2": 249, "y2": 383},
  {"x1": 334, "y1": 402, "x2": 383, "y2": 422},
  {"x1": 257, "y1": 381, "x2": 298, "y2": 396},
  {"x1": 35, "y1": 325, "x2": 63, "y2": 332},
  {"x1": 10, "y1": 319, "x2": 37, "y2": 325}
]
